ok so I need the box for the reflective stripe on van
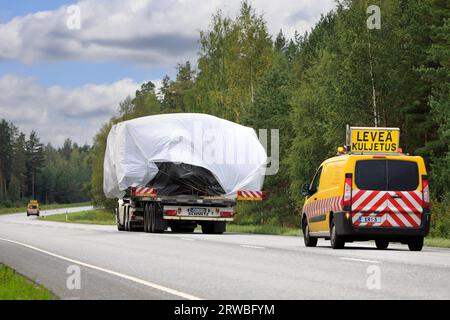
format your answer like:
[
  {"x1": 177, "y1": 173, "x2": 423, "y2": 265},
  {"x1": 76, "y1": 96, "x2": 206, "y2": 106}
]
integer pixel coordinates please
[
  {"x1": 351, "y1": 189, "x2": 423, "y2": 228},
  {"x1": 304, "y1": 196, "x2": 343, "y2": 220}
]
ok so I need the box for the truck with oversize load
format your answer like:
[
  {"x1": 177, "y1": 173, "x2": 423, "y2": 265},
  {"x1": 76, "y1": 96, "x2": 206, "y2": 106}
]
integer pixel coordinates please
[{"x1": 103, "y1": 113, "x2": 267, "y2": 234}]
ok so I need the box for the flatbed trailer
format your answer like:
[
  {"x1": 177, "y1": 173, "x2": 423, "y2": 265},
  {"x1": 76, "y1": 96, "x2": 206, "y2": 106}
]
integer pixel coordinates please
[{"x1": 116, "y1": 187, "x2": 265, "y2": 234}]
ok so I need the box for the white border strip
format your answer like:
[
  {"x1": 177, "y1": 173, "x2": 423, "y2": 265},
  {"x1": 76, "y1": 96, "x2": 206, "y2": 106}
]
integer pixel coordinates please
[{"x1": 0, "y1": 237, "x2": 202, "y2": 300}]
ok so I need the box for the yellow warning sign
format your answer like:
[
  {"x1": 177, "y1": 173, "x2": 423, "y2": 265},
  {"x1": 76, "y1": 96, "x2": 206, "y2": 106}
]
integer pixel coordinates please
[{"x1": 349, "y1": 127, "x2": 400, "y2": 153}]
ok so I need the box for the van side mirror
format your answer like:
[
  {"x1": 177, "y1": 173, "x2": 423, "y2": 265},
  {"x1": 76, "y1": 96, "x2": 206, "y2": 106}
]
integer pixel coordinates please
[{"x1": 301, "y1": 183, "x2": 310, "y2": 197}]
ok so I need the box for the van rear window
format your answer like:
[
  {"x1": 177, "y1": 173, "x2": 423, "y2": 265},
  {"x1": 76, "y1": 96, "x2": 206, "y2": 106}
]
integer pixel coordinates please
[{"x1": 355, "y1": 160, "x2": 419, "y2": 191}]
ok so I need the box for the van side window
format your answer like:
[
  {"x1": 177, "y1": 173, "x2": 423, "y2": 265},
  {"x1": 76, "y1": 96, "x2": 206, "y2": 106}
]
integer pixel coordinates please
[{"x1": 309, "y1": 166, "x2": 323, "y2": 195}]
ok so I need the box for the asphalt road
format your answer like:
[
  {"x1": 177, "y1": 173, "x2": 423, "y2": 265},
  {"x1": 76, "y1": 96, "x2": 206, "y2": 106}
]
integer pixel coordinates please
[{"x1": 1, "y1": 207, "x2": 449, "y2": 300}]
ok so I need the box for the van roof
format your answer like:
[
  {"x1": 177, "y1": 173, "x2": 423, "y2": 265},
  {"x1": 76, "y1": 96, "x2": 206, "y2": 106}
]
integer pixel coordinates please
[{"x1": 321, "y1": 153, "x2": 421, "y2": 166}]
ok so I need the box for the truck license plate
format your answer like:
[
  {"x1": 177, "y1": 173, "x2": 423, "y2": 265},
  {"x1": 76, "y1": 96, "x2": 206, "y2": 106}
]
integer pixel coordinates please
[
  {"x1": 359, "y1": 216, "x2": 383, "y2": 224},
  {"x1": 187, "y1": 208, "x2": 208, "y2": 216}
]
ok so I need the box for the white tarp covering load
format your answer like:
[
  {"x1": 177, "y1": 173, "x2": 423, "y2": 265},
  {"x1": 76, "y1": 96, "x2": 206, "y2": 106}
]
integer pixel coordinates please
[{"x1": 104, "y1": 113, "x2": 267, "y2": 199}]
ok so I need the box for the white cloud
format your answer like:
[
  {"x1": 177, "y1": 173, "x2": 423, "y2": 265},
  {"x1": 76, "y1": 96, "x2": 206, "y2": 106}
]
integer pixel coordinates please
[
  {"x1": 0, "y1": 74, "x2": 150, "y2": 146},
  {"x1": 0, "y1": 0, "x2": 335, "y2": 67},
  {"x1": 0, "y1": 1, "x2": 336, "y2": 146}
]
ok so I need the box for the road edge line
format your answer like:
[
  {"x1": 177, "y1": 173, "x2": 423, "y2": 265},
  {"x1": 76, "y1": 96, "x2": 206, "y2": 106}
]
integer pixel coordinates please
[
  {"x1": 0, "y1": 237, "x2": 202, "y2": 300},
  {"x1": 339, "y1": 257, "x2": 381, "y2": 264}
]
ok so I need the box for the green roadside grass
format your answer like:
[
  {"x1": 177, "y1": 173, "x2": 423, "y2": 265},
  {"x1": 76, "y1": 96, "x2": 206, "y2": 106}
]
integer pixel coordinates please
[
  {"x1": 424, "y1": 237, "x2": 450, "y2": 248},
  {"x1": 226, "y1": 224, "x2": 301, "y2": 236},
  {"x1": 0, "y1": 264, "x2": 55, "y2": 300},
  {"x1": 0, "y1": 202, "x2": 91, "y2": 215},
  {"x1": 39, "y1": 209, "x2": 450, "y2": 248},
  {"x1": 39, "y1": 208, "x2": 115, "y2": 225}
]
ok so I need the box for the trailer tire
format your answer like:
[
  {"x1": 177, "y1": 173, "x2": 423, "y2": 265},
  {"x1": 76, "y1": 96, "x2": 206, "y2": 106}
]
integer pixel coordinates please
[
  {"x1": 144, "y1": 203, "x2": 150, "y2": 233},
  {"x1": 115, "y1": 207, "x2": 125, "y2": 231},
  {"x1": 145, "y1": 203, "x2": 164, "y2": 233}
]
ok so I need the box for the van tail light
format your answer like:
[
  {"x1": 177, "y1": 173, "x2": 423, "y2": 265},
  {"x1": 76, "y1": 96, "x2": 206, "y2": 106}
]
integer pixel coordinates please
[
  {"x1": 422, "y1": 175, "x2": 430, "y2": 212},
  {"x1": 343, "y1": 173, "x2": 353, "y2": 211}
]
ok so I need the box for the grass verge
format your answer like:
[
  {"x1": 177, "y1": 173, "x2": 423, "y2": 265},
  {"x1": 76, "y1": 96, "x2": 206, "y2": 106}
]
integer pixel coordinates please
[
  {"x1": 39, "y1": 209, "x2": 115, "y2": 225},
  {"x1": 424, "y1": 237, "x2": 450, "y2": 248},
  {"x1": 227, "y1": 224, "x2": 301, "y2": 236},
  {"x1": 38, "y1": 209, "x2": 450, "y2": 248},
  {"x1": 0, "y1": 264, "x2": 54, "y2": 300},
  {"x1": 0, "y1": 202, "x2": 91, "y2": 215}
]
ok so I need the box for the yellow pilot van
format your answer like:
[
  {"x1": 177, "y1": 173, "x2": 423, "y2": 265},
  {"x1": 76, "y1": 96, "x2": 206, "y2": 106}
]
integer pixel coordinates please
[{"x1": 301, "y1": 127, "x2": 430, "y2": 251}]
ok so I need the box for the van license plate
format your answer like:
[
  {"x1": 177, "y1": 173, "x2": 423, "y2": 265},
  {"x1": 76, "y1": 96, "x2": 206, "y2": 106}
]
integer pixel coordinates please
[
  {"x1": 187, "y1": 208, "x2": 208, "y2": 216},
  {"x1": 359, "y1": 216, "x2": 383, "y2": 224}
]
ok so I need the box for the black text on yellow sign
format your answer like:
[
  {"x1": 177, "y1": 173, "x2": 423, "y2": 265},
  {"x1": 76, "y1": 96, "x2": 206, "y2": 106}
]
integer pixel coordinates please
[{"x1": 350, "y1": 129, "x2": 399, "y2": 153}]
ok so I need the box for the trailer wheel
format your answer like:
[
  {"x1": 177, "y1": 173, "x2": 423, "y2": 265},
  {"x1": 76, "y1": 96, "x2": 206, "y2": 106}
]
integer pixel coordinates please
[
  {"x1": 144, "y1": 203, "x2": 164, "y2": 233},
  {"x1": 150, "y1": 204, "x2": 156, "y2": 232},
  {"x1": 143, "y1": 203, "x2": 149, "y2": 233},
  {"x1": 144, "y1": 203, "x2": 156, "y2": 233},
  {"x1": 115, "y1": 207, "x2": 125, "y2": 231},
  {"x1": 125, "y1": 210, "x2": 132, "y2": 231},
  {"x1": 117, "y1": 213, "x2": 125, "y2": 231}
]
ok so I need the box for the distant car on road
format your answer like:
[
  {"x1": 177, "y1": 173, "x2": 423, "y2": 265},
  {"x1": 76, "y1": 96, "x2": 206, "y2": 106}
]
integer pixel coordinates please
[{"x1": 26, "y1": 200, "x2": 40, "y2": 217}]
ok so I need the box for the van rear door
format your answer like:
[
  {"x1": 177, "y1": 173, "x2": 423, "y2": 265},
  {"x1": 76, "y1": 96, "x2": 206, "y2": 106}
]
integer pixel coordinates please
[{"x1": 352, "y1": 159, "x2": 423, "y2": 228}]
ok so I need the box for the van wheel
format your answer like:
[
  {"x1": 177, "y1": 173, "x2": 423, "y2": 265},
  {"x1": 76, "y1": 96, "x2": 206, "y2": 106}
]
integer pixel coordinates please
[
  {"x1": 330, "y1": 221, "x2": 345, "y2": 249},
  {"x1": 302, "y1": 220, "x2": 317, "y2": 247},
  {"x1": 375, "y1": 239, "x2": 389, "y2": 250},
  {"x1": 408, "y1": 236, "x2": 424, "y2": 251}
]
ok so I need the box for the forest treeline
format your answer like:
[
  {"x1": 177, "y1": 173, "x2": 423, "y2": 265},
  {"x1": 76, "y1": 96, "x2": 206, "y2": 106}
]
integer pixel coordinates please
[
  {"x1": 2, "y1": 1, "x2": 445, "y2": 234},
  {"x1": 90, "y1": 0, "x2": 449, "y2": 236},
  {"x1": 0, "y1": 120, "x2": 91, "y2": 207}
]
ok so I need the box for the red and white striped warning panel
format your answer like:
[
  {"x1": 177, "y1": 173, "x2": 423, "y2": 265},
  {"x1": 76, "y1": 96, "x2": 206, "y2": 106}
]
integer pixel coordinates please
[
  {"x1": 304, "y1": 196, "x2": 343, "y2": 219},
  {"x1": 131, "y1": 187, "x2": 157, "y2": 197},
  {"x1": 351, "y1": 189, "x2": 423, "y2": 228},
  {"x1": 237, "y1": 191, "x2": 267, "y2": 201}
]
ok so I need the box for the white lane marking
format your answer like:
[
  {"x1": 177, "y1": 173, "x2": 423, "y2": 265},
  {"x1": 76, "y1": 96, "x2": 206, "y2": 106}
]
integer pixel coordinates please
[
  {"x1": 339, "y1": 257, "x2": 381, "y2": 264},
  {"x1": 240, "y1": 245, "x2": 265, "y2": 249},
  {"x1": 0, "y1": 237, "x2": 202, "y2": 300},
  {"x1": 181, "y1": 238, "x2": 195, "y2": 241}
]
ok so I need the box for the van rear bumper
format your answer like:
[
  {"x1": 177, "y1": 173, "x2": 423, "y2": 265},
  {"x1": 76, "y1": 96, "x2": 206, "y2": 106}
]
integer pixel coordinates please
[{"x1": 334, "y1": 212, "x2": 431, "y2": 240}]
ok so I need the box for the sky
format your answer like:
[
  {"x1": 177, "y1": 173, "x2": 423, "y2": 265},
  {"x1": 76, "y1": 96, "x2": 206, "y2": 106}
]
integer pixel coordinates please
[{"x1": 0, "y1": 0, "x2": 336, "y2": 147}]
